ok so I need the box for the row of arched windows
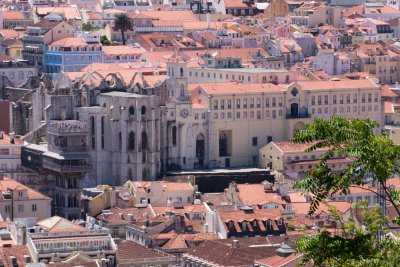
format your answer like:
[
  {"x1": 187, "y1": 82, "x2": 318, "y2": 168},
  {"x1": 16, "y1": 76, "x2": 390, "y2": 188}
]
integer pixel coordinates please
[
  {"x1": 128, "y1": 106, "x2": 147, "y2": 115},
  {"x1": 128, "y1": 131, "x2": 148, "y2": 152}
]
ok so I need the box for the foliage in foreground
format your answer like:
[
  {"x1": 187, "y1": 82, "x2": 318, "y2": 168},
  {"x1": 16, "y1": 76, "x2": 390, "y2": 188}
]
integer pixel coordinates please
[
  {"x1": 291, "y1": 116, "x2": 400, "y2": 265},
  {"x1": 292, "y1": 115, "x2": 400, "y2": 217}
]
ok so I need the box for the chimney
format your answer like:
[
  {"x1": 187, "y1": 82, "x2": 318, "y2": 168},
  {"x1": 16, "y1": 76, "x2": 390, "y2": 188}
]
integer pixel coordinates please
[{"x1": 232, "y1": 239, "x2": 240, "y2": 248}]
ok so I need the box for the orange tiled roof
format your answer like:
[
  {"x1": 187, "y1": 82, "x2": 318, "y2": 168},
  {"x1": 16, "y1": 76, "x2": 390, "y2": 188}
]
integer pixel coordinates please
[
  {"x1": 0, "y1": 177, "x2": 50, "y2": 200},
  {"x1": 118, "y1": 240, "x2": 175, "y2": 261},
  {"x1": 236, "y1": 184, "x2": 286, "y2": 207},
  {"x1": 3, "y1": 11, "x2": 25, "y2": 20},
  {"x1": 292, "y1": 201, "x2": 352, "y2": 216},
  {"x1": 50, "y1": 37, "x2": 88, "y2": 47},
  {"x1": 141, "y1": 10, "x2": 198, "y2": 22},
  {"x1": 0, "y1": 245, "x2": 30, "y2": 267},
  {"x1": 296, "y1": 79, "x2": 378, "y2": 91},
  {"x1": 381, "y1": 84, "x2": 398, "y2": 98},
  {"x1": 103, "y1": 45, "x2": 145, "y2": 55},
  {"x1": 36, "y1": 216, "x2": 86, "y2": 233},
  {"x1": 190, "y1": 83, "x2": 285, "y2": 95},
  {"x1": 385, "y1": 101, "x2": 395, "y2": 114}
]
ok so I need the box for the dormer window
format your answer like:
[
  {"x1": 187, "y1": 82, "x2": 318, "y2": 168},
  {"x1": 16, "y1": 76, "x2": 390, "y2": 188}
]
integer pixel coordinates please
[
  {"x1": 18, "y1": 191, "x2": 23, "y2": 197},
  {"x1": 241, "y1": 221, "x2": 247, "y2": 231},
  {"x1": 252, "y1": 220, "x2": 257, "y2": 227},
  {"x1": 277, "y1": 219, "x2": 283, "y2": 225},
  {"x1": 228, "y1": 221, "x2": 233, "y2": 228},
  {"x1": 266, "y1": 220, "x2": 272, "y2": 230}
]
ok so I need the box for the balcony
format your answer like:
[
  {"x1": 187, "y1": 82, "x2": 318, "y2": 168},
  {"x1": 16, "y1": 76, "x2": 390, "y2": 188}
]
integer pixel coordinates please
[
  {"x1": 286, "y1": 113, "x2": 310, "y2": 119},
  {"x1": 42, "y1": 157, "x2": 91, "y2": 173}
]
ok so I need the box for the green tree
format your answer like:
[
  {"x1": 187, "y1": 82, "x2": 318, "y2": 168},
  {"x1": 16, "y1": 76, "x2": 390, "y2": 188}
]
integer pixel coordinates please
[
  {"x1": 292, "y1": 115, "x2": 400, "y2": 217},
  {"x1": 100, "y1": 35, "x2": 112, "y2": 46},
  {"x1": 82, "y1": 22, "x2": 99, "y2": 32},
  {"x1": 291, "y1": 115, "x2": 400, "y2": 266},
  {"x1": 296, "y1": 203, "x2": 400, "y2": 266},
  {"x1": 114, "y1": 13, "x2": 132, "y2": 45}
]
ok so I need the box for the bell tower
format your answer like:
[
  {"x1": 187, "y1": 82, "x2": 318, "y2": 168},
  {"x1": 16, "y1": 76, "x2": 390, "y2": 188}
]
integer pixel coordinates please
[{"x1": 166, "y1": 55, "x2": 189, "y2": 102}]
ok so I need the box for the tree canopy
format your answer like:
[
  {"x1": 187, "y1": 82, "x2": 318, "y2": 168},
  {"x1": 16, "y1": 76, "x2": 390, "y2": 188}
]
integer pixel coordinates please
[
  {"x1": 114, "y1": 13, "x2": 132, "y2": 45},
  {"x1": 292, "y1": 115, "x2": 400, "y2": 266},
  {"x1": 82, "y1": 22, "x2": 99, "y2": 32},
  {"x1": 292, "y1": 115, "x2": 400, "y2": 217}
]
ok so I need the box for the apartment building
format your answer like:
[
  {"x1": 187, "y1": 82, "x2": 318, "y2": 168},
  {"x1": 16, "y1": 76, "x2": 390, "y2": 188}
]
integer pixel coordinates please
[
  {"x1": 124, "y1": 180, "x2": 195, "y2": 206},
  {"x1": 15, "y1": 216, "x2": 117, "y2": 265},
  {"x1": 0, "y1": 56, "x2": 38, "y2": 85},
  {"x1": 0, "y1": 132, "x2": 23, "y2": 174},
  {"x1": 259, "y1": 141, "x2": 353, "y2": 179},
  {"x1": 44, "y1": 37, "x2": 103, "y2": 73},
  {"x1": 0, "y1": 174, "x2": 51, "y2": 223},
  {"x1": 22, "y1": 20, "x2": 75, "y2": 66},
  {"x1": 350, "y1": 43, "x2": 400, "y2": 84}
]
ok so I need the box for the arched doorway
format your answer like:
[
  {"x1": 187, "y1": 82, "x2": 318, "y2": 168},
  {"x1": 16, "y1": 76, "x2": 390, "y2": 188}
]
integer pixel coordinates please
[
  {"x1": 290, "y1": 103, "x2": 299, "y2": 118},
  {"x1": 196, "y1": 133, "x2": 205, "y2": 168},
  {"x1": 219, "y1": 132, "x2": 228, "y2": 157}
]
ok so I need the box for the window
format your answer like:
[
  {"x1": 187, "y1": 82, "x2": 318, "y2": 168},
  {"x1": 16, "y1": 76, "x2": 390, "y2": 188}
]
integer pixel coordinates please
[
  {"x1": 311, "y1": 96, "x2": 315, "y2": 105},
  {"x1": 236, "y1": 112, "x2": 240, "y2": 119},
  {"x1": 220, "y1": 100, "x2": 225, "y2": 109},
  {"x1": 243, "y1": 99, "x2": 247, "y2": 108},
  {"x1": 252, "y1": 137, "x2": 258, "y2": 146},
  {"x1": 353, "y1": 94, "x2": 357, "y2": 103},
  {"x1": 228, "y1": 100, "x2": 232, "y2": 109},
  {"x1": 32, "y1": 204, "x2": 37, "y2": 212},
  {"x1": 277, "y1": 219, "x2": 283, "y2": 225},
  {"x1": 128, "y1": 132, "x2": 135, "y2": 151},
  {"x1": 272, "y1": 98, "x2": 276, "y2": 107},
  {"x1": 214, "y1": 100, "x2": 218, "y2": 109},
  {"x1": 318, "y1": 96, "x2": 321, "y2": 105},
  {"x1": 266, "y1": 98, "x2": 269, "y2": 107},
  {"x1": 333, "y1": 95, "x2": 337, "y2": 104},
  {"x1": 18, "y1": 204, "x2": 23, "y2": 213},
  {"x1": 236, "y1": 99, "x2": 240, "y2": 108},
  {"x1": 5, "y1": 205, "x2": 10, "y2": 213},
  {"x1": 256, "y1": 98, "x2": 261, "y2": 108},
  {"x1": 324, "y1": 95, "x2": 328, "y2": 105},
  {"x1": 172, "y1": 126, "x2": 177, "y2": 146},
  {"x1": 129, "y1": 106, "x2": 135, "y2": 115},
  {"x1": 250, "y1": 98, "x2": 254, "y2": 108},
  {"x1": 346, "y1": 94, "x2": 350, "y2": 104}
]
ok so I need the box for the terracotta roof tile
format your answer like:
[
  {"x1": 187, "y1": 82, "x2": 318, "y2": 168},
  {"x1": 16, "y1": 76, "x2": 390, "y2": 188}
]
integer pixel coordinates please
[
  {"x1": 0, "y1": 177, "x2": 50, "y2": 200},
  {"x1": 236, "y1": 184, "x2": 286, "y2": 207},
  {"x1": 3, "y1": 11, "x2": 25, "y2": 20},
  {"x1": 190, "y1": 83, "x2": 285, "y2": 95},
  {"x1": 0, "y1": 245, "x2": 30, "y2": 267},
  {"x1": 296, "y1": 79, "x2": 379, "y2": 91},
  {"x1": 103, "y1": 45, "x2": 145, "y2": 55},
  {"x1": 291, "y1": 201, "x2": 352, "y2": 216},
  {"x1": 117, "y1": 240, "x2": 176, "y2": 261},
  {"x1": 36, "y1": 216, "x2": 86, "y2": 233},
  {"x1": 50, "y1": 37, "x2": 88, "y2": 47}
]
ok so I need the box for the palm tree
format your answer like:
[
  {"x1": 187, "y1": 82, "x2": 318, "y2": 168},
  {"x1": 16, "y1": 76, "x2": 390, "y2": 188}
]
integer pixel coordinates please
[{"x1": 114, "y1": 13, "x2": 132, "y2": 45}]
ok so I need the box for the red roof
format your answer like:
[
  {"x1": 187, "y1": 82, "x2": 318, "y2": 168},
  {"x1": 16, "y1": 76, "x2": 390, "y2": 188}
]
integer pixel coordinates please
[
  {"x1": 0, "y1": 177, "x2": 50, "y2": 200},
  {"x1": 36, "y1": 216, "x2": 86, "y2": 233}
]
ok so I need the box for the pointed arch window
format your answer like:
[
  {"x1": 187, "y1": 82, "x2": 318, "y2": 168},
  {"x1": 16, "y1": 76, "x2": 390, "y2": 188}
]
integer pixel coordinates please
[{"x1": 128, "y1": 131, "x2": 135, "y2": 151}]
